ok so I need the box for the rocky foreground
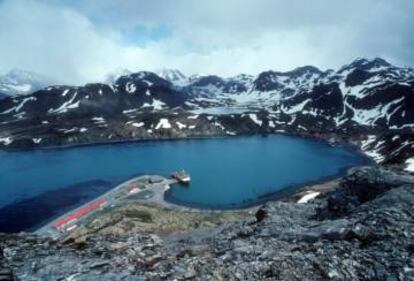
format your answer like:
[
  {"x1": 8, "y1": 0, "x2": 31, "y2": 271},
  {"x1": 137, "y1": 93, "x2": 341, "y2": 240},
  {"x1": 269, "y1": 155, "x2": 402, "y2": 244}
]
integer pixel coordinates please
[{"x1": 1, "y1": 166, "x2": 414, "y2": 280}]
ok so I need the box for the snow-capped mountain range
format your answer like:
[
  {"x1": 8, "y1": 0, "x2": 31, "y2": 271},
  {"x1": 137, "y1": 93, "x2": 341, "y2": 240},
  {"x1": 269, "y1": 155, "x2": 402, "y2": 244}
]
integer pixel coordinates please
[
  {"x1": 104, "y1": 68, "x2": 188, "y2": 86},
  {"x1": 1, "y1": 57, "x2": 413, "y2": 129},
  {"x1": 157, "y1": 69, "x2": 187, "y2": 85},
  {"x1": 0, "y1": 69, "x2": 53, "y2": 98},
  {"x1": 0, "y1": 57, "x2": 413, "y2": 169},
  {"x1": 104, "y1": 68, "x2": 132, "y2": 84}
]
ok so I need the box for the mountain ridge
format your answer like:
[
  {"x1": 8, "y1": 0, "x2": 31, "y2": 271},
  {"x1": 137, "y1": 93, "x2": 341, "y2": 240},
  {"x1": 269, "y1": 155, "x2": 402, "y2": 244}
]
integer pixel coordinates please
[
  {"x1": 0, "y1": 69, "x2": 54, "y2": 97},
  {"x1": 0, "y1": 57, "x2": 412, "y2": 170}
]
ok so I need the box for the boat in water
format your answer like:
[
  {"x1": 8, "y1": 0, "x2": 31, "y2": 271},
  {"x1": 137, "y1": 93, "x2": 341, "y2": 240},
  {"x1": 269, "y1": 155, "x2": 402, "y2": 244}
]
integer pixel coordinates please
[{"x1": 171, "y1": 170, "x2": 191, "y2": 184}]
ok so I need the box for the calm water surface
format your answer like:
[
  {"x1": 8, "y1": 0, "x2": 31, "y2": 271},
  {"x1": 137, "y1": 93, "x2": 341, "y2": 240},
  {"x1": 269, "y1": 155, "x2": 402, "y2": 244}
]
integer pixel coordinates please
[{"x1": 0, "y1": 135, "x2": 367, "y2": 232}]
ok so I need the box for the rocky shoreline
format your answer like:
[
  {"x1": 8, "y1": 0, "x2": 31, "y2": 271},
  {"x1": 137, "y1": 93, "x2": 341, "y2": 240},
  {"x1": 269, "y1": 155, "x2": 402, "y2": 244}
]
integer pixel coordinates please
[{"x1": 1, "y1": 166, "x2": 414, "y2": 280}]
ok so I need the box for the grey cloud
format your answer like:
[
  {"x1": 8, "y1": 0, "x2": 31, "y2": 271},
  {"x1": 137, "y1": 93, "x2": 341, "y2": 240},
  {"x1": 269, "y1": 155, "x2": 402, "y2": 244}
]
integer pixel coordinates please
[{"x1": 1, "y1": 0, "x2": 414, "y2": 84}]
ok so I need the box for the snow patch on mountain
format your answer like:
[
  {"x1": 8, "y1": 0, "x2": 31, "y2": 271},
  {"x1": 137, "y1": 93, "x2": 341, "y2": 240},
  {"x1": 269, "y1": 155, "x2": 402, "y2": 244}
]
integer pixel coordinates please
[
  {"x1": 92, "y1": 117, "x2": 105, "y2": 124},
  {"x1": 48, "y1": 91, "x2": 80, "y2": 114},
  {"x1": 297, "y1": 192, "x2": 320, "y2": 204},
  {"x1": 0, "y1": 137, "x2": 13, "y2": 145},
  {"x1": 126, "y1": 83, "x2": 137, "y2": 94},
  {"x1": 32, "y1": 138, "x2": 42, "y2": 144},
  {"x1": 131, "y1": 122, "x2": 145, "y2": 128},
  {"x1": 1, "y1": 96, "x2": 37, "y2": 114},
  {"x1": 361, "y1": 135, "x2": 385, "y2": 163},
  {"x1": 176, "y1": 121, "x2": 187, "y2": 129},
  {"x1": 155, "y1": 118, "x2": 171, "y2": 129},
  {"x1": 282, "y1": 99, "x2": 312, "y2": 114},
  {"x1": 405, "y1": 158, "x2": 414, "y2": 172},
  {"x1": 249, "y1": 114, "x2": 262, "y2": 126},
  {"x1": 142, "y1": 99, "x2": 166, "y2": 110}
]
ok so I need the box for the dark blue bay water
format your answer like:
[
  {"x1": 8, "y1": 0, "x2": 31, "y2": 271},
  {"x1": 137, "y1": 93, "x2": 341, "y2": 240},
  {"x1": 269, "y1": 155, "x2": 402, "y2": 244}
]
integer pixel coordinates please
[{"x1": 0, "y1": 135, "x2": 368, "y2": 232}]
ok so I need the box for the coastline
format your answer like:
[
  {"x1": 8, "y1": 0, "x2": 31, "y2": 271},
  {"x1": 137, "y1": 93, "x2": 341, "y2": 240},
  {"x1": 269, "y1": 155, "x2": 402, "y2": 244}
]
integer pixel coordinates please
[
  {"x1": 33, "y1": 160, "x2": 369, "y2": 238},
  {"x1": 34, "y1": 175, "x2": 194, "y2": 238},
  {"x1": 28, "y1": 132, "x2": 372, "y2": 211},
  {"x1": 0, "y1": 132, "x2": 374, "y2": 237},
  {"x1": 163, "y1": 163, "x2": 370, "y2": 210},
  {"x1": 0, "y1": 130, "x2": 372, "y2": 162}
]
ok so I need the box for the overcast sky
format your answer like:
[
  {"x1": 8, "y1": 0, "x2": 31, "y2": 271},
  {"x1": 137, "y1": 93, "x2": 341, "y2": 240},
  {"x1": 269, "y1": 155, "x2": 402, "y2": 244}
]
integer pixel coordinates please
[{"x1": 0, "y1": 0, "x2": 413, "y2": 84}]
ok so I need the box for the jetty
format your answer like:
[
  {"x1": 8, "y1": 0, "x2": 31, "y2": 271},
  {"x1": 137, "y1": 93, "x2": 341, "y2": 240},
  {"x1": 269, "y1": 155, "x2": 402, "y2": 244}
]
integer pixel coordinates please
[{"x1": 35, "y1": 174, "x2": 181, "y2": 239}]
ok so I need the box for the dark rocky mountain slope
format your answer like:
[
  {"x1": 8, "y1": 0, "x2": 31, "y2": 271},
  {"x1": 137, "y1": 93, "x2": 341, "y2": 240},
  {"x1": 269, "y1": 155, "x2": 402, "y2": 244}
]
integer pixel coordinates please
[{"x1": 0, "y1": 58, "x2": 413, "y2": 170}]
